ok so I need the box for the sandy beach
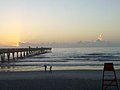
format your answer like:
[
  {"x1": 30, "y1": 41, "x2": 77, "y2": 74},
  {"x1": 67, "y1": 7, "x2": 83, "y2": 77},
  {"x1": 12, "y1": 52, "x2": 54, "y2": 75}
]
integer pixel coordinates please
[{"x1": 0, "y1": 70, "x2": 120, "y2": 90}]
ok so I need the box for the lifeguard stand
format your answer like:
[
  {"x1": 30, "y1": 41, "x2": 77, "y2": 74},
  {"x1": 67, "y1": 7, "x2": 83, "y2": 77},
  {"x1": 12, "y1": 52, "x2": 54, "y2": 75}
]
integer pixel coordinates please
[{"x1": 102, "y1": 63, "x2": 119, "y2": 90}]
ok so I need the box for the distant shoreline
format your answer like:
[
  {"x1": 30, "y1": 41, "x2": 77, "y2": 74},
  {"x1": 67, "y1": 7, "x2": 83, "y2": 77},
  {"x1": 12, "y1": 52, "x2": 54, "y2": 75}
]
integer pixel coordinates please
[{"x1": 0, "y1": 62, "x2": 120, "y2": 72}]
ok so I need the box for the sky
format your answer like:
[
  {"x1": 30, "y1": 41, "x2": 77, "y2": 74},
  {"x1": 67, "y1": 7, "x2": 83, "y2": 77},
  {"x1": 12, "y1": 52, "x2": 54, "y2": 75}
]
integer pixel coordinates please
[{"x1": 0, "y1": 0, "x2": 120, "y2": 46}]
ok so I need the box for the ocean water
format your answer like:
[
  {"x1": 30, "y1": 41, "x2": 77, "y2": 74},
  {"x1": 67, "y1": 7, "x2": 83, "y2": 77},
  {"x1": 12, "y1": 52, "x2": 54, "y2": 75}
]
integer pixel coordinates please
[{"x1": 0, "y1": 47, "x2": 120, "y2": 71}]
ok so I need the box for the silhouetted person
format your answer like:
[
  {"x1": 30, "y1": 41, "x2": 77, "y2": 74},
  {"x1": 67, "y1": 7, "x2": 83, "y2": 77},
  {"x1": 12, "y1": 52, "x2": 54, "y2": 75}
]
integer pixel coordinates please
[
  {"x1": 44, "y1": 65, "x2": 47, "y2": 71},
  {"x1": 50, "y1": 65, "x2": 52, "y2": 72}
]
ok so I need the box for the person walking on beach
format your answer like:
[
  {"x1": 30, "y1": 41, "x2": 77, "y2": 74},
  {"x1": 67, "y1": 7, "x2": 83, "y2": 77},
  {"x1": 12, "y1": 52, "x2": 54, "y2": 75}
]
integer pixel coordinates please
[
  {"x1": 50, "y1": 65, "x2": 52, "y2": 72},
  {"x1": 44, "y1": 65, "x2": 47, "y2": 71}
]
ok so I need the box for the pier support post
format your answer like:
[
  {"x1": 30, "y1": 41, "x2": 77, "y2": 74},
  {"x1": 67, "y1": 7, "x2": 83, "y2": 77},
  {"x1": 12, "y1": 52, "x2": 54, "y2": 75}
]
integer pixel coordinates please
[
  {"x1": 23, "y1": 51, "x2": 26, "y2": 57},
  {"x1": 26, "y1": 51, "x2": 29, "y2": 56},
  {"x1": 20, "y1": 52, "x2": 23, "y2": 58},
  {"x1": 29, "y1": 51, "x2": 32, "y2": 55},
  {"x1": 1, "y1": 53, "x2": 5, "y2": 63},
  {"x1": 12, "y1": 52, "x2": 15, "y2": 60},
  {"x1": 7, "y1": 53, "x2": 10, "y2": 62},
  {"x1": 16, "y1": 52, "x2": 19, "y2": 59}
]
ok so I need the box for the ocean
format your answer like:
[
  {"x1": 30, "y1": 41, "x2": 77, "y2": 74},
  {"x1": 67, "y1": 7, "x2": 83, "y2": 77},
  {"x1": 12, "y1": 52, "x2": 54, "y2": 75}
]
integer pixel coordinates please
[{"x1": 0, "y1": 47, "x2": 120, "y2": 71}]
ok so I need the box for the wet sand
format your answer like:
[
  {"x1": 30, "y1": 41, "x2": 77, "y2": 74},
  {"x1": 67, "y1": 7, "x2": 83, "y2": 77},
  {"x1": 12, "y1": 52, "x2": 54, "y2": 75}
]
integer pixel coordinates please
[{"x1": 0, "y1": 70, "x2": 120, "y2": 90}]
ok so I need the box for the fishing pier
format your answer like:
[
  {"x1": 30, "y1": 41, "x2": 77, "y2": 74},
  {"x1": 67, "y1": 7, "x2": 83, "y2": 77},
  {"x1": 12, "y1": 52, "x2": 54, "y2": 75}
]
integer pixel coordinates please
[{"x1": 0, "y1": 47, "x2": 52, "y2": 63}]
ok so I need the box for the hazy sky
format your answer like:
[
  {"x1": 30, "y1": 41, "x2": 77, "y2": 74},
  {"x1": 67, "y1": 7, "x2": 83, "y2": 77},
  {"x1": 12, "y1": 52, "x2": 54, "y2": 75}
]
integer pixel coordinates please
[{"x1": 0, "y1": 0, "x2": 120, "y2": 46}]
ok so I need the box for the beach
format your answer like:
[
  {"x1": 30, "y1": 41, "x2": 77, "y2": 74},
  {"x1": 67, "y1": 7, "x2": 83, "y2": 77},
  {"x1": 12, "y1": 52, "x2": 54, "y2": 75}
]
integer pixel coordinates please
[
  {"x1": 0, "y1": 70, "x2": 120, "y2": 90},
  {"x1": 0, "y1": 47, "x2": 120, "y2": 90}
]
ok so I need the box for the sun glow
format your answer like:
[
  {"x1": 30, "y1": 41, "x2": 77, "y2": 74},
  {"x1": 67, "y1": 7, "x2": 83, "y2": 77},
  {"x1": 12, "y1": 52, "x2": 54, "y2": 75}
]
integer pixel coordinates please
[
  {"x1": 0, "y1": 17, "x2": 21, "y2": 46},
  {"x1": 0, "y1": 31, "x2": 21, "y2": 47},
  {"x1": 15, "y1": 39, "x2": 20, "y2": 47}
]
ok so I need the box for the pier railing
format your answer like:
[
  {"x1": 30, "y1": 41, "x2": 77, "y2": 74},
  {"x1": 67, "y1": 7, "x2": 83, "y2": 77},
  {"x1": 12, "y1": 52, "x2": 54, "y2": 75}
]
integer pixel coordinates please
[{"x1": 0, "y1": 47, "x2": 52, "y2": 63}]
